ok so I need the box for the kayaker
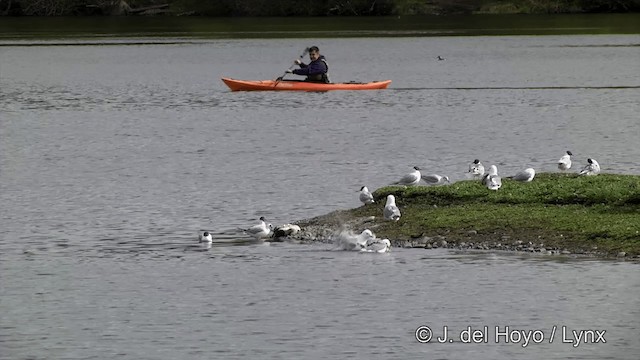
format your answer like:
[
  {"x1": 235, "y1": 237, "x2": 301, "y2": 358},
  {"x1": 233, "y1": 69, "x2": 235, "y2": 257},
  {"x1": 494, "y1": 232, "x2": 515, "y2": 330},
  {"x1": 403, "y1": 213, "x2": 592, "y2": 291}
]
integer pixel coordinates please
[{"x1": 286, "y1": 46, "x2": 330, "y2": 83}]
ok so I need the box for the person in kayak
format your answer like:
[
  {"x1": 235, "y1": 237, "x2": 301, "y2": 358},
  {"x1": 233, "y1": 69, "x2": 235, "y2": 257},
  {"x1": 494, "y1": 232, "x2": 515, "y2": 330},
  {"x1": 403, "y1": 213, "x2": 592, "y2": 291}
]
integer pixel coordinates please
[{"x1": 286, "y1": 46, "x2": 330, "y2": 83}]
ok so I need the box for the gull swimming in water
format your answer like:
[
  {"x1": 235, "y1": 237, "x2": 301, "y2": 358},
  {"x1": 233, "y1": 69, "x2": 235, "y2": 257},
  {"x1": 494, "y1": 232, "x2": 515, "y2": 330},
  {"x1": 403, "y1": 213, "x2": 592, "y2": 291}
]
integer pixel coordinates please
[
  {"x1": 558, "y1": 151, "x2": 573, "y2": 171},
  {"x1": 273, "y1": 224, "x2": 301, "y2": 238},
  {"x1": 469, "y1": 159, "x2": 485, "y2": 178},
  {"x1": 383, "y1": 194, "x2": 401, "y2": 221},
  {"x1": 199, "y1": 231, "x2": 213, "y2": 243},
  {"x1": 359, "y1": 186, "x2": 375, "y2": 205},
  {"x1": 482, "y1": 165, "x2": 502, "y2": 190},
  {"x1": 334, "y1": 229, "x2": 376, "y2": 251},
  {"x1": 362, "y1": 238, "x2": 391, "y2": 253},
  {"x1": 579, "y1": 158, "x2": 601, "y2": 176},
  {"x1": 392, "y1": 166, "x2": 422, "y2": 186},
  {"x1": 245, "y1": 216, "x2": 273, "y2": 239},
  {"x1": 508, "y1": 168, "x2": 536, "y2": 182},
  {"x1": 421, "y1": 174, "x2": 450, "y2": 186}
]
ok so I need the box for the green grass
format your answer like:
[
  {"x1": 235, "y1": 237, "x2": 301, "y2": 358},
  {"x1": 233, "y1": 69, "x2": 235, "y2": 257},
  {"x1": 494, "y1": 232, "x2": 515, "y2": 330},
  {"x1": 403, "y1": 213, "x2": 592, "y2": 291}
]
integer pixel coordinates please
[{"x1": 310, "y1": 173, "x2": 640, "y2": 257}]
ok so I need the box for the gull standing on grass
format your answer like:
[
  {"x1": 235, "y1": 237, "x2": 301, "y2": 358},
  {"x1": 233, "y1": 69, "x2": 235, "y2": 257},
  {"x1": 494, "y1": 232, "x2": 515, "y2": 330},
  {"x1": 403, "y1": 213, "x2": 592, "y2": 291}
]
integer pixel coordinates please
[
  {"x1": 482, "y1": 165, "x2": 502, "y2": 190},
  {"x1": 579, "y1": 158, "x2": 601, "y2": 176},
  {"x1": 469, "y1": 159, "x2": 485, "y2": 178},
  {"x1": 392, "y1": 166, "x2": 422, "y2": 186},
  {"x1": 421, "y1": 174, "x2": 450, "y2": 186},
  {"x1": 558, "y1": 151, "x2": 573, "y2": 171},
  {"x1": 245, "y1": 216, "x2": 273, "y2": 239},
  {"x1": 359, "y1": 186, "x2": 375, "y2": 205},
  {"x1": 508, "y1": 168, "x2": 536, "y2": 182},
  {"x1": 384, "y1": 194, "x2": 401, "y2": 221}
]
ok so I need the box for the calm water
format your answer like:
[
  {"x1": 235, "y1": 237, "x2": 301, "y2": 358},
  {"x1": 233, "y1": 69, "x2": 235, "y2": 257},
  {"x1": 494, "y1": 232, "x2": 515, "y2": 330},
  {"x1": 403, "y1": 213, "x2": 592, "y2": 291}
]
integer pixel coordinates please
[{"x1": 1, "y1": 31, "x2": 640, "y2": 359}]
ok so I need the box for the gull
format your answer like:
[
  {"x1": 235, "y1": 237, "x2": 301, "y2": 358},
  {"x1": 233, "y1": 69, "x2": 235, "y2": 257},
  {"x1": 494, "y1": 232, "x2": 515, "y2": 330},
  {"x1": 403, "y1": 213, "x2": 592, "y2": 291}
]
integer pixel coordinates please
[
  {"x1": 273, "y1": 223, "x2": 301, "y2": 238},
  {"x1": 436, "y1": 56, "x2": 445, "y2": 61},
  {"x1": 421, "y1": 174, "x2": 450, "y2": 186},
  {"x1": 558, "y1": 151, "x2": 573, "y2": 171},
  {"x1": 245, "y1": 216, "x2": 273, "y2": 239},
  {"x1": 383, "y1": 194, "x2": 401, "y2": 221},
  {"x1": 482, "y1": 165, "x2": 502, "y2": 190},
  {"x1": 579, "y1": 158, "x2": 600, "y2": 176},
  {"x1": 199, "y1": 231, "x2": 212, "y2": 243},
  {"x1": 508, "y1": 168, "x2": 536, "y2": 182},
  {"x1": 335, "y1": 229, "x2": 376, "y2": 251},
  {"x1": 392, "y1": 166, "x2": 422, "y2": 186},
  {"x1": 469, "y1": 159, "x2": 485, "y2": 178},
  {"x1": 362, "y1": 239, "x2": 391, "y2": 253},
  {"x1": 359, "y1": 186, "x2": 375, "y2": 205}
]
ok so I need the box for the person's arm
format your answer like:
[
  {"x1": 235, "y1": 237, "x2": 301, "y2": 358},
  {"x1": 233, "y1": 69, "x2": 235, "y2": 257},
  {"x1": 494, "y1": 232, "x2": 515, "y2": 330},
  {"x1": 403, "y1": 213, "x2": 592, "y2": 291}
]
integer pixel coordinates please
[{"x1": 293, "y1": 61, "x2": 326, "y2": 76}]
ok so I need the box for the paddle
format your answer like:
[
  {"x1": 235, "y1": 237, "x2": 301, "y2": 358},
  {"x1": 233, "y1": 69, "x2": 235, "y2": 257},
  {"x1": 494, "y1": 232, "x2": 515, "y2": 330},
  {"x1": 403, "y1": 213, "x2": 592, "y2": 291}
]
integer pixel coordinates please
[{"x1": 276, "y1": 47, "x2": 309, "y2": 82}]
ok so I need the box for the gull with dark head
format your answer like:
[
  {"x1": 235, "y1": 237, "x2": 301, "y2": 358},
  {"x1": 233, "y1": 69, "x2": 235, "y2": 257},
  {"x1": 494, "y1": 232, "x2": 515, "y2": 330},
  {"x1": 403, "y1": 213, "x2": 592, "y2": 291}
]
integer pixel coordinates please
[
  {"x1": 392, "y1": 166, "x2": 422, "y2": 186},
  {"x1": 199, "y1": 231, "x2": 213, "y2": 243},
  {"x1": 508, "y1": 168, "x2": 536, "y2": 182},
  {"x1": 421, "y1": 174, "x2": 450, "y2": 186},
  {"x1": 469, "y1": 159, "x2": 485, "y2": 178},
  {"x1": 273, "y1": 223, "x2": 301, "y2": 238},
  {"x1": 558, "y1": 151, "x2": 573, "y2": 171},
  {"x1": 482, "y1": 165, "x2": 502, "y2": 190},
  {"x1": 245, "y1": 216, "x2": 273, "y2": 239},
  {"x1": 359, "y1": 186, "x2": 375, "y2": 205},
  {"x1": 383, "y1": 194, "x2": 401, "y2": 221},
  {"x1": 579, "y1": 158, "x2": 600, "y2": 176}
]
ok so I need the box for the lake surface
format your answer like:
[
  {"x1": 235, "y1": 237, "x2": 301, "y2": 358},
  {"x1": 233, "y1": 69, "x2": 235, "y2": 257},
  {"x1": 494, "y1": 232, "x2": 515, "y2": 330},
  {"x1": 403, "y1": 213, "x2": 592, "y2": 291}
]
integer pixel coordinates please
[{"x1": 1, "y1": 23, "x2": 640, "y2": 359}]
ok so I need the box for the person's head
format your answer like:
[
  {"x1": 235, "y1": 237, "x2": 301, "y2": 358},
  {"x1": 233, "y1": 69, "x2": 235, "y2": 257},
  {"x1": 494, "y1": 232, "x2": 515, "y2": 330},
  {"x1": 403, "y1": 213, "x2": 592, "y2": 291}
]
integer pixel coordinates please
[{"x1": 308, "y1": 46, "x2": 320, "y2": 61}]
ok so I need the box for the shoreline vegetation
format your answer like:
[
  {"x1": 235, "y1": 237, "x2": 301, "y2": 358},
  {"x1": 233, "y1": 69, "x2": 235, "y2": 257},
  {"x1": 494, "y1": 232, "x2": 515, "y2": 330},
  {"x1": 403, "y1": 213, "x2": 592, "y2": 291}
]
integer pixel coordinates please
[
  {"x1": 292, "y1": 173, "x2": 640, "y2": 259},
  {"x1": 2, "y1": 0, "x2": 639, "y2": 17}
]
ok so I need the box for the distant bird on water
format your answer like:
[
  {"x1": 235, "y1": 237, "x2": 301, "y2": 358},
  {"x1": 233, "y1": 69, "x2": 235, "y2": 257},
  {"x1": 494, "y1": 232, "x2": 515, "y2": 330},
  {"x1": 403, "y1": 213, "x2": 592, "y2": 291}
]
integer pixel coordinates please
[
  {"x1": 383, "y1": 194, "x2": 401, "y2": 221},
  {"x1": 558, "y1": 151, "x2": 573, "y2": 171},
  {"x1": 335, "y1": 229, "x2": 376, "y2": 251},
  {"x1": 437, "y1": 56, "x2": 445, "y2": 61},
  {"x1": 199, "y1": 231, "x2": 212, "y2": 243},
  {"x1": 508, "y1": 168, "x2": 536, "y2": 182},
  {"x1": 579, "y1": 158, "x2": 600, "y2": 176},
  {"x1": 392, "y1": 166, "x2": 422, "y2": 186},
  {"x1": 362, "y1": 238, "x2": 391, "y2": 253},
  {"x1": 273, "y1": 223, "x2": 301, "y2": 238},
  {"x1": 359, "y1": 186, "x2": 375, "y2": 205},
  {"x1": 245, "y1": 216, "x2": 273, "y2": 239}
]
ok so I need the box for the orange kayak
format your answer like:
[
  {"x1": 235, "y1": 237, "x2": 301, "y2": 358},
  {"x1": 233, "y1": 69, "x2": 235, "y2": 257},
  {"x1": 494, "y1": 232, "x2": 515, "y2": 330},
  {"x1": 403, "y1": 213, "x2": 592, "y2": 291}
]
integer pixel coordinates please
[{"x1": 222, "y1": 77, "x2": 391, "y2": 92}]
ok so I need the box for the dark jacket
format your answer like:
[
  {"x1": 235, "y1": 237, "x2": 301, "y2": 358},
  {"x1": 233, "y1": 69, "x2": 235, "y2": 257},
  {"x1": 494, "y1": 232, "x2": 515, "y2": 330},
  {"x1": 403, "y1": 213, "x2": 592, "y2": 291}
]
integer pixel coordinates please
[{"x1": 293, "y1": 55, "x2": 330, "y2": 83}]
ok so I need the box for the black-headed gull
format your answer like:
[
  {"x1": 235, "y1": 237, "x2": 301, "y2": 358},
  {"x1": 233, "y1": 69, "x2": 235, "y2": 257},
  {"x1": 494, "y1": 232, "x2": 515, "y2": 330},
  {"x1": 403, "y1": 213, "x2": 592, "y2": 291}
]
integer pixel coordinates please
[
  {"x1": 335, "y1": 229, "x2": 375, "y2": 251},
  {"x1": 482, "y1": 165, "x2": 502, "y2": 190},
  {"x1": 362, "y1": 238, "x2": 391, "y2": 253},
  {"x1": 383, "y1": 194, "x2": 401, "y2": 221},
  {"x1": 245, "y1": 216, "x2": 273, "y2": 239},
  {"x1": 199, "y1": 231, "x2": 213, "y2": 243},
  {"x1": 579, "y1": 158, "x2": 600, "y2": 176},
  {"x1": 359, "y1": 186, "x2": 375, "y2": 205},
  {"x1": 393, "y1": 166, "x2": 422, "y2": 186},
  {"x1": 558, "y1": 151, "x2": 573, "y2": 171},
  {"x1": 421, "y1": 174, "x2": 450, "y2": 186},
  {"x1": 508, "y1": 168, "x2": 535, "y2": 182},
  {"x1": 273, "y1": 224, "x2": 301, "y2": 238},
  {"x1": 469, "y1": 159, "x2": 485, "y2": 178}
]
